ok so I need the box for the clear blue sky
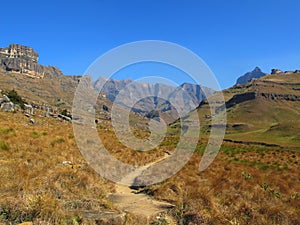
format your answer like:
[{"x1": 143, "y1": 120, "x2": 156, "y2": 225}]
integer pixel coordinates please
[{"x1": 1, "y1": 0, "x2": 300, "y2": 88}]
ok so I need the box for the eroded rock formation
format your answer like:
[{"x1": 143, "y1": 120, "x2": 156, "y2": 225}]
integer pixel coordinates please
[{"x1": 0, "y1": 44, "x2": 62, "y2": 78}]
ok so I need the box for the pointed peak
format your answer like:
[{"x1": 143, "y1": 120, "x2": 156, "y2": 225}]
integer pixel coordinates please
[{"x1": 253, "y1": 66, "x2": 261, "y2": 72}]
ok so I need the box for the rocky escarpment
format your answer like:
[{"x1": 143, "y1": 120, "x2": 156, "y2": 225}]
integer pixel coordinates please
[
  {"x1": 227, "y1": 71, "x2": 300, "y2": 108},
  {"x1": 226, "y1": 92, "x2": 300, "y2": 108},
  {"x1": 0, "y1": 44, "x2": 62, "y2": 78}
]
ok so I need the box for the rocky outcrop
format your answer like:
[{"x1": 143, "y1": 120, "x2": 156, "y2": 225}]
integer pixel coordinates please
[
  {"x1": 226, "y1": 92, "x2": 256, "y2": 108},
  {"x1": 0, "y1": 44, "x2": 62, "y2": 78},
  {"x1": 0, "y1": 44, "x2": 38, "y2": 62},
  {"x1": 259, "y1": 92, "x2": 300, "y2": 101},
  {"x1": 226, "y1": 91, "x2": 300, "y2": 109},
  {"x1": 271, "y1": 69, "x2": 283, "y2": 74},
  {"x1": 0, "y1": 95, "x2": 14, "y2": 112},
  {"x1": 236, "y1": 67, "x2": 266, "y2": 85}
]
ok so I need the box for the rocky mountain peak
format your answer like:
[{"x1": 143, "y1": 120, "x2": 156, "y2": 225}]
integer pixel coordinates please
[
  {"x1": 236, "y1": 67, "x2": 266, "y2": 85},
  {"x1": 0, "y1": 43, "x2": 62, "y2": 78}
]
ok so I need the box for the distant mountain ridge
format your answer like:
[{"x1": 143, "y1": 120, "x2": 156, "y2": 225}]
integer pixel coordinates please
[
  {"x1": 94, "y1": 77, "x2": 214, "y2": 123},
  {"x1": 236, "y1": 67, "x2": 266, "y2": 85}
]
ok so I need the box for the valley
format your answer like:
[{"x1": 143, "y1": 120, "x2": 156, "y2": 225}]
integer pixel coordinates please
[{"x1": 0, "y1": 44, "x2": 299, "y2": 225}]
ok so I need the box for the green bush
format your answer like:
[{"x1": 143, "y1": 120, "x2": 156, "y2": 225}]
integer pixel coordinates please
[
  {"x1": 6, "y1": 89, "x2": 26, "y2": 109},
  {"x1": 50, "y1": 138, "x2": 65, "y2": 147},
  {"x1": 32, "y1": 131, "x2": 40, "y2": 138},
  {"x1": 0, "y1": 141, "x2": 9, "y2": 151}
]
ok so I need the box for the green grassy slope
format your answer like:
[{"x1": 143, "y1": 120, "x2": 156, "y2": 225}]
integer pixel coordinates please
[{"x1": 197, "y1": 72, "x2": 300, "y2": 148}]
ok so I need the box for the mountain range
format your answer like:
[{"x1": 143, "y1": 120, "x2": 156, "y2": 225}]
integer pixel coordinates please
[
  {"x1": 1, "y1": 43, "x2": 300, "y2": 145},
  {"x1": 94, "y1": 77, "x2": 214, "y2": 123}
]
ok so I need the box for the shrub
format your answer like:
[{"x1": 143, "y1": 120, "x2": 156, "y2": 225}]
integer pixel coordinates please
[
  {"x1": 32, "y1": 131, "x2": 40, "y2": 138},
  {"x1": 6, "y1": 89, "x2": 26, "y2": 109},
  {"x1": 0, "y1": 141, "x2": 9, "y2": 151},
  {"x1": 50, "y1": 138, "x2": 65, "y2": 147}
]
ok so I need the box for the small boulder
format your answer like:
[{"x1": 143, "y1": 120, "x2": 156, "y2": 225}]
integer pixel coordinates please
[
  {"x1": 1, "y1": 102, "x2": 14, "y2": 112},
  {"x1": 14, "y1": 104, "x2": 22, "y2": 111},
  {"x1": 103, "y1": 104, "x2": 109, "y2": 111},
  {"x1": 62, "y1": 161, "x2": 73, "y2": 166},
  {"x1": 2, "y1": 95, "x2": 10, "y2": 102},
  {"x1": 24, "y1": 104, "x2": 34, "y2": 114}
]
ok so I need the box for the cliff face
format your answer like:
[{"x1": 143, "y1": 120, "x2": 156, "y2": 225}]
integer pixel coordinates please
[{"x1": 0, "y1": 44, "x2": 62, "y2": 78}]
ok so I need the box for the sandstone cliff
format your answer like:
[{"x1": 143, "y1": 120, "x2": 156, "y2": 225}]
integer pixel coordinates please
[{"x1": 0, "y1": 44, "x2": 62, "y2": 78}]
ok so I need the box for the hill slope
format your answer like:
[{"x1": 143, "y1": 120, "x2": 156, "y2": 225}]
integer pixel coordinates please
[{"x1": 199, "y1": 71, "x2": 300, "y2": 148}]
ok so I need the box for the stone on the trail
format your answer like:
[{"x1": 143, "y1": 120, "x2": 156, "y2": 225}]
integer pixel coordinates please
[
  {"x1": 79, "y1": 211, "x2": 126, "y2": 225},
  {"x1": 29, "y1": 118, "x2": 35, "y2": 124}
]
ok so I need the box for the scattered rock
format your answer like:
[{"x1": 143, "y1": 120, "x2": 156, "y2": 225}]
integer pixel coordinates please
[
  {"x1": 29, "y1": 118, "x2": 35, "y2": 124},
  {"x1": 58, "y1": 114, "x2": 72, "y2": 122},
  {"x1": 24, "y1": 104, "x2": 34, "y2": 114},
  {"x1": 2, "y1": 95, "x2": 10, "y2": 102},
  {"x1": 102, "y1": 104, "x2": 109, "y2": 111},
  {"x1": 14, "y1": 104, "x2": 22, "y2": 111},
  {"x1": 62, "y1": 161, "x2": 73, "y2": 166},
  {"x1": 1, "y1": 102, "x2": 14, "y2": 112}
]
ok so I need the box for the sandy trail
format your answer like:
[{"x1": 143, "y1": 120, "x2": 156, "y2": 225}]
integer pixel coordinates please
[{"x1": 108, "y1": 153, "x2": 176, "y2": 223}]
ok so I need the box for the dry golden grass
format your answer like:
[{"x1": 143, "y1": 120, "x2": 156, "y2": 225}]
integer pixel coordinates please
[
  {"x1": 0, "y1": 111, "x2": 115, "y2": 224},
  {"x1": 1, "y1": 109, "x2": 299, "y2": 225},
  {"x1": 146, "y1": 143, "x2": 300, "y2": 225}
]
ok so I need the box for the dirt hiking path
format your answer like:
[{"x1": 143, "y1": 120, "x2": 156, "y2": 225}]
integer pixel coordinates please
[{"x1": 108, "y1": 153, "x2": 176, "y2": 224}]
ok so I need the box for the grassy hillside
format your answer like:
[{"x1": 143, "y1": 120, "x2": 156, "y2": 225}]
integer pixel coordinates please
[
  {"x1": 0, "y1": 69, "x2": 78, "y2": 109},
  {"x1": 197, "y1": 72, "x2": 300, "y2": 148},
  {"x1": 0, "y1": 111, "x2": 117, "y2": 224}
]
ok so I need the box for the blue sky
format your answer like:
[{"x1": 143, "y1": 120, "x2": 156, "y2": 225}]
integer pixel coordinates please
[{"x1": 1, "y1": 0, "x2": 300, "y2": 88}]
